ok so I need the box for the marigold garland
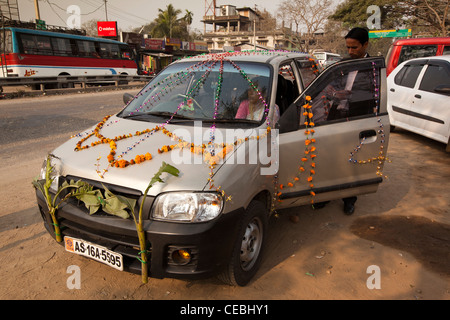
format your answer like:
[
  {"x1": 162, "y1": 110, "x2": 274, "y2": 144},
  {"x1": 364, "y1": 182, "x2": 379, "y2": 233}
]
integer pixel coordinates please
[
  {"x1": 73, "y1": 111, "x2": 273, "y2": 203},
  {"x1": 70, "y1": 51, "x2": 287, "y2": 202},
  {"x1": 70, "y1": 52, "x2": 390, "y2": 215},
  {"x1": 275, "y1": 96, "x2": 317, "y2": 205},
  {"x1": 347, "y1": 61, "x2": 389, "y2": 179}
]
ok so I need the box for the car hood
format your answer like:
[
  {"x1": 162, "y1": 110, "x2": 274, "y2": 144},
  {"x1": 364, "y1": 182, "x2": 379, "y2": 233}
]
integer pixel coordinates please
[{"x1": 51, "y1": 115, "x2": 234, "y2": 196}]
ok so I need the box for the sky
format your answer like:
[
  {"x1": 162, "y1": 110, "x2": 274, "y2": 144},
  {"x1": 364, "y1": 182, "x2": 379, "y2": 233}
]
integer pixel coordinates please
[{"x1": 16, "y1": 0, "x2": 283, "y2": 34}]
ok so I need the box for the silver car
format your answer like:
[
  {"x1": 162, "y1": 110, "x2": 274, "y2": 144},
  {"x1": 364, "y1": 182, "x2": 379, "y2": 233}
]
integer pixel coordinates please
[{"x1": 35, "y1": 51, "x2": 389, "y2": 286}]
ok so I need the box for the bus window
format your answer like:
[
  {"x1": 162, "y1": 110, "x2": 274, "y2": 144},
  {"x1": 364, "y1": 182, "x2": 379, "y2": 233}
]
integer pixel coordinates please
[
  {"x1": 77, "y1": 40, "x2": 96, "y2": 57},
  {"x1": 99, "y1": 43, "x2": 117, "y2": 59},
  {"x1": 35, "y1": 35, "x2": 52, "y2": 55},
  {"x1": 51, "y1": 37, "x2": 72, "y2": 56},
  {"x1": 110, "y1": 44, "x2": 120, "y2": 59},
  {"x1": 99, "y1": 43, "x2": 109, "y2": 58},
  {"x1": 119, "y1": 44, "x2": 133, "y2": 60},
  {"x1": 1, "y1": 30, "x2": 13, "y2": 53},
  {"x1": 19, "y1": 33, "x2": 52, "y2": 55},
  {"x1": 20, "y1": 34, "x2": 38, "y2": 54}
]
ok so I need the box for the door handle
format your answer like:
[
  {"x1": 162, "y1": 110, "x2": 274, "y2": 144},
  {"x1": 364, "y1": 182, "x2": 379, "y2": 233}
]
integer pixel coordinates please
[
  {"x1": 414, "y1": 94, "x2": 421, "y2": 99},
  {"x1": 359, "y1": 130, "x2": 377, "y2": 139},
  {"x1": 359, "y1": 130, "x2": 377, "y2": 144},
  {"x1": 390, "y1": 88, "x2": 395, "y2": 92}
]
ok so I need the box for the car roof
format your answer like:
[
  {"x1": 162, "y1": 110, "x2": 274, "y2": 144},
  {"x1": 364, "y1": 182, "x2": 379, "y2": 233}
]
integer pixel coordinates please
[
  {"x1": 402, "y1": 55, "x2": 450, "y2": 64},
  {"x1": 174, "y1": 51, "x2": 313, "y2": 65},
  {"x1": 392, "y1": 37, "x2": 450, "y2": 46}
]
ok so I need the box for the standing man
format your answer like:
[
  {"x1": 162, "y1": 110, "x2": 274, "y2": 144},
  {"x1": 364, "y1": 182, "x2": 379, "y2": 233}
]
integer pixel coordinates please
[
  {"x1": 314, "y1": 27, "x2": 371, "y2": 215},
  {"x1": 345, "y1": 27, "x2": 369, "y2": 60},
  {"x1": 342, "y1": 27, "x2": 369, "y2": 214}
]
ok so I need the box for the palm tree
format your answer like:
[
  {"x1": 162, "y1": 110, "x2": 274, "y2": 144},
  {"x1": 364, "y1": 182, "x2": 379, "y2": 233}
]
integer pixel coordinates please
[
  {"x1": 184, "y1": 9, "x2": 194, "y2": 36},
  {"x1": 184, "y1": 9, "x2": 193, "y2": 25},
  {"x1": 152, "y1": 4, "x2": 182, "y2": 38}
]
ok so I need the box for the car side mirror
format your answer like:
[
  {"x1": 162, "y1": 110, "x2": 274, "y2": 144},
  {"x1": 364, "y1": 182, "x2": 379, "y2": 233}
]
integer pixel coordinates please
[
  {"x1": 123, "y1": 92, "x2": 134, "y2": 104},
  {"x1": 434, "y1": 84, "x2": 450, "y2": 95}
]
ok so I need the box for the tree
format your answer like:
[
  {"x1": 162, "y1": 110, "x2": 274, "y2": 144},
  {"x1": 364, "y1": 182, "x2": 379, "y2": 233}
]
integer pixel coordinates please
[
  {"x1": 133, "y1": 5, "x2": 201, "y2": 40},
  {"x1": 183, "y1": 9, "x2": 194, "y2": 36},
  {"x1": 152, "y1": 4, "x2": 183, "y2": 38},
  {"x1": 405, "y1": 0, "x2": 449, "y2": 36},
  {"x1": 258, "y1": 9, "x2": 277, "y2": 32},
  {"x1": 184, "y1": 9, "x2": 193, "y2": 26},
  {"x1": 81, "y1": 19, "x2": 100, "y2": 37},
  {"x1": 277, "y1": 0, "x2": 334, "y2": 52},
  {"x1": 330, "y1": 0, "x2": 400, "y2": 29},
  {"x1": 330, "y1": 0, "x2": 449, "y2": 36}
]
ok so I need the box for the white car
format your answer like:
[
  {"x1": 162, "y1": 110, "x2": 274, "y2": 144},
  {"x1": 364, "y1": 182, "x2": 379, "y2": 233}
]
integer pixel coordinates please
[{"x1": 387, "y1": 55, "x2": 450, "y2": 151}]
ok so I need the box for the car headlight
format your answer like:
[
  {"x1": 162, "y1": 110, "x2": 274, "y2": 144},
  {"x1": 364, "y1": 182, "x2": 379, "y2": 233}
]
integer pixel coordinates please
[
  {"x1": 39, "y1": 156, "x2": 61, "y2": 193},
  {"x1": 151, "y1": 192, "x2": 223, "y2": 222}
]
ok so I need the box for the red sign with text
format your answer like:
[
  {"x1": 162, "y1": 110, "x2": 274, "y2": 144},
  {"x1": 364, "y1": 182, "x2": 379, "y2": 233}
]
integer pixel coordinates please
[{"x1": 97, "y1": 21, "x2": 117, "y2": 37}]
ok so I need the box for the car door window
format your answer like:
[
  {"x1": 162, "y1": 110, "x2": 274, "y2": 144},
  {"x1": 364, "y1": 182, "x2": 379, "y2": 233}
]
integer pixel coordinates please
[
  {"x1": 278, "y1": 58, "x2": 384, "y2": 132},
  {"x1": 394, "y1": 63, "x2": 424, "y2": 88},
  {"x1": 442, "y1": 46, "x2": 450, "y2": 55},
  {"x1": 398, "y1": 45, "x2": 437, "y2": 64},
  {"x1": 304, "y1": 59, "x2": 381, "y2": 125},
  {"x1": 418, "y1": 62, "x2": 450, "y2": 94},
  {"x1": 276, "y1": 63, "x2": 300, "y2": 116},
  {"x1": 295, "y1": 58, "x2": 320, "y2": 88}
]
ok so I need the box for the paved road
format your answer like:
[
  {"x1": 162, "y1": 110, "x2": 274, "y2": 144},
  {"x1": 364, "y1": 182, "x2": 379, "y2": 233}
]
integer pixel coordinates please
[{"x1": 0, "y1": 91, "x2": 449, "y2": 302}]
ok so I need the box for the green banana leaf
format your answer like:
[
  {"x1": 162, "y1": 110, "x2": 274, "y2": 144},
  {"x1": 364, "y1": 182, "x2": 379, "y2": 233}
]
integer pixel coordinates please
[{"x1": 102, "y1": 185, "x2": 130, "y2": 219}]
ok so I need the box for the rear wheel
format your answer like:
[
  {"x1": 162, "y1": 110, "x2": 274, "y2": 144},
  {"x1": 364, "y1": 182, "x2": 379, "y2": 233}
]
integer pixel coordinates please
[
  {"x1": 218, "y1": 200, "x2": 268, "y2": 286},
  {"x1": 118, "y1": 73, "x2": 129, "y2": 85},
  {"x1": 57, "y1": 73, "x2": 74, "y2": 89}
]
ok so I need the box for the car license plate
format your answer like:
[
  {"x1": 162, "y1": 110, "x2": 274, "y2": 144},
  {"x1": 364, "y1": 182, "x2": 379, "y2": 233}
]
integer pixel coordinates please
[{"x1": 64, "y1": 236, "x2": 123, "y2": 271}]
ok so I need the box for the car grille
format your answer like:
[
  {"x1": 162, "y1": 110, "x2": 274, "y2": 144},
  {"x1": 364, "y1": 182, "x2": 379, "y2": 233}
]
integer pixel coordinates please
[{"x1": 53, "y1": 175, "x2": 154, "y2": 274}]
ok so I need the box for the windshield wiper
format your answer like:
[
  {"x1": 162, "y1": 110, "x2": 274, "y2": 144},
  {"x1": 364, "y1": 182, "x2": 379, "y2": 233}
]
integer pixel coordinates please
[
  {"x1": 146, "y1": 111, "x2": 195, "y2": 120},
  {"x1": 121, "y1": 111, "x2": 194, "y2": 120},
  {"x1": 202, "y1": 118, "x2": 260, "y2": 124}
]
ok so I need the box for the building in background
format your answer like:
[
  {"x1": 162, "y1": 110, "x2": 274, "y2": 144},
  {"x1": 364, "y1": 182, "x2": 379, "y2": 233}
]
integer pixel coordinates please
[{"x1": 202, "y1": 4, "x2": 297, "y2": 52}]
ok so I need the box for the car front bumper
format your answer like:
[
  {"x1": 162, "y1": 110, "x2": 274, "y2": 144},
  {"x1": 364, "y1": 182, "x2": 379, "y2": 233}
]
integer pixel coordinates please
[{"x1": 36, "y1": 190, "x2": 243, "y2": 280}]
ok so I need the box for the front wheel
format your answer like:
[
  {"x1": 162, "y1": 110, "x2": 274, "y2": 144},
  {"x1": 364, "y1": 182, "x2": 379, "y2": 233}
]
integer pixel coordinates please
[{"x1": 219, "y1": 200, "x2": 268, "y2": 286}]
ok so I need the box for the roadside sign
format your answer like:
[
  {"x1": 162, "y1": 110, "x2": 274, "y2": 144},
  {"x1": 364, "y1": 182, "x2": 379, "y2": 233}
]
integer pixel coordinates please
[
  {"x1": 35, "y1": 19, "x2": 46, "y2": 30},
  {"x1": 97, "y1": 21, "x2": 118, "y2": 37},
  {"x1": 369, "y1": 29, "x2": 412, "y2": 38}
]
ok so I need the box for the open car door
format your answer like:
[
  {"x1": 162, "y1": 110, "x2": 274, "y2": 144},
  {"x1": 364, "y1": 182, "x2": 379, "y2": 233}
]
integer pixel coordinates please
[{"x1": 276, "y1": 57, "x2": 389, "y2": 209}]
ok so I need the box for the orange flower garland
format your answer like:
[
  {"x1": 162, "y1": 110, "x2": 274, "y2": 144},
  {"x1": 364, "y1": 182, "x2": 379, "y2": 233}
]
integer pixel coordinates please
[
  {"x1": 276, "y1": 96, "x2": 317, "y2": 205},
  {"x1": 73, "y1": 115, "x2": 273, "y2": 203}
]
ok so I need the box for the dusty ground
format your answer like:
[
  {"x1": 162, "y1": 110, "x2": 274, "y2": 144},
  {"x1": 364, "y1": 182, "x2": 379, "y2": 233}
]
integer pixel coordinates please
[{"x1": 0, "y1": 103, "x2": 449, "y2": 301}]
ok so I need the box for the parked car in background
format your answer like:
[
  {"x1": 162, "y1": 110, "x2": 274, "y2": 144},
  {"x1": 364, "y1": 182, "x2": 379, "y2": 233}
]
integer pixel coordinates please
[
  {"x1": 35, "y1": 52, "x2": 389, "y2": 286},
  {"x1": 387, "y1": 55, "x2": 450, "y2": 151},
  {"x1": 385, "y1": 37, "x2": 450, "y2": 76}
]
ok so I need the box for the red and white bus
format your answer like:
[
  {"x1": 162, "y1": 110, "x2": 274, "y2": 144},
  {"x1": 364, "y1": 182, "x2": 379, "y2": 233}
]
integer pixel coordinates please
[{"x1": 0, "y1": 27, "x2": 137, "y2": 78}]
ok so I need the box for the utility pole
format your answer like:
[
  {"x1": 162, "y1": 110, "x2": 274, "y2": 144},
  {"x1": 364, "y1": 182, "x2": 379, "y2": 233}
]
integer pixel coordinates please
[
  {"x1": 34, "y1": 0, "x2": 41, "y2": 20},
  {"x1": 104, "y1": 0, "x2": 108, "y2": 21},
  {"x1": 253, "y1": 4, "x2": 257, "y2": 50}
]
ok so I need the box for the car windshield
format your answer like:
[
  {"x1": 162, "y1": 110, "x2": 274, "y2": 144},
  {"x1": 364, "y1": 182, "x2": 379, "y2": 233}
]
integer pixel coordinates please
[{"x1": 119, "y1": 59, "x2": 272, "y2": 123}]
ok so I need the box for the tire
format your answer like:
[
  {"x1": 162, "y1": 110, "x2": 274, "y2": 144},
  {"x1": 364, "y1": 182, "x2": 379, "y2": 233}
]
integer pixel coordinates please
[
  {"x1": 118, "y1": 73, "x2": 129, "y2": 85},
  {"x1": 57, "y1": 73, "x2": 74, "y2": 89},
  {"x1": 218, "y1": 200, "x2": 268, "y2": 286}
]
